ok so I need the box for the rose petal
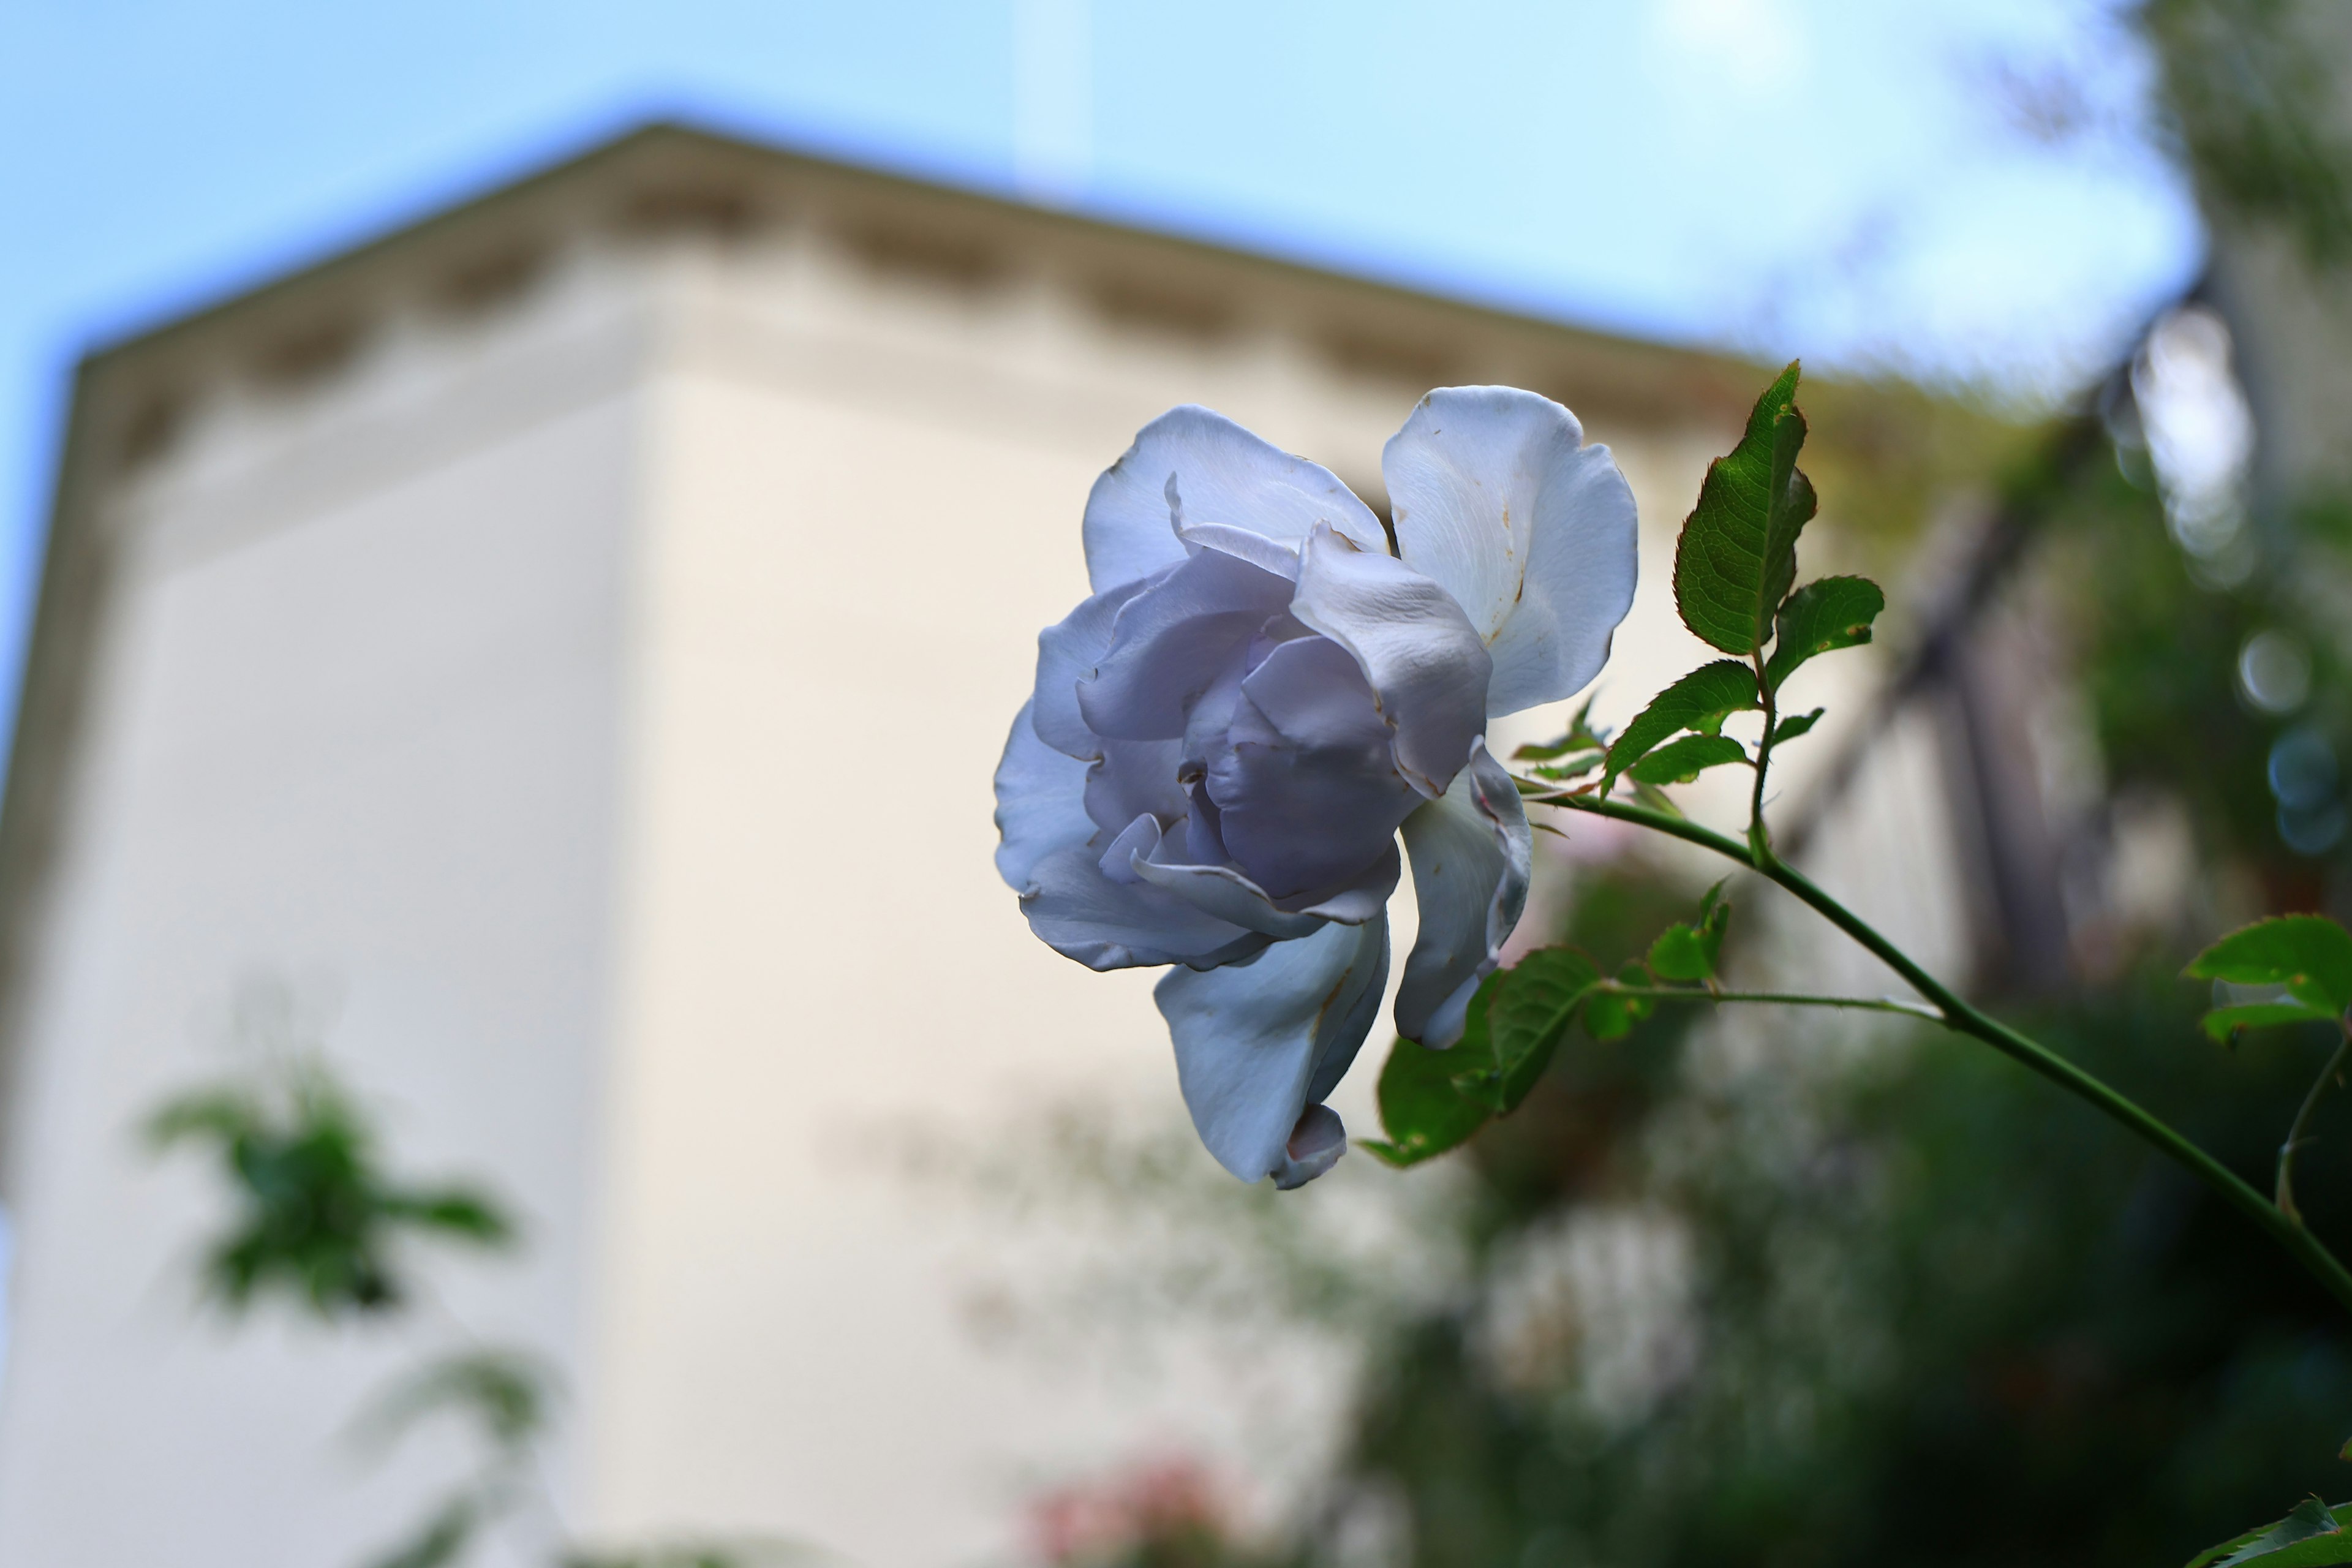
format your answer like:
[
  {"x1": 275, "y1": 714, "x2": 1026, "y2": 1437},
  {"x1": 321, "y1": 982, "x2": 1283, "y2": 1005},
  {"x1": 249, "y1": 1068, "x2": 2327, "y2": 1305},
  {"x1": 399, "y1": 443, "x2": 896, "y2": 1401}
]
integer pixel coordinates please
[
  {"x1": 1032, "y1": 575, "x2": 1163, "y2": 760},
  {"x1": 1082, "y1": 737, "x2": 1187, "y2": 837},
  {"x1": 1084, "y1": 405, "x2": 1389, "y2": 595},
  {"x1": 1209, "y1": 634, "x2": 1419, "y2": 899},
  {"x1": 1394, "y1": 739, "x2": 1532, "y2": 1046},
  {"x1": 1289, "y1": 523, "x2": 1491, "y2": 799},
  {"x1": 1155, "y1": 914, "x2": 1390, "y2": 1183},
  {"x1": 993, "y1": 701, "x2": 1098, "y2": 891},
  {"x1": 1078, "y1": 546, "x2": 1294, "y2": 741},
  {"x1": 1020, "y1": 843, "x2": 1272, "y2": 971},
  {"x1": 1271, "y1": 1103, "x2": 1349, "y2": 1190},
  {"x1": 1382, "y1": 387, "x2": 1638, "y2": 717}
]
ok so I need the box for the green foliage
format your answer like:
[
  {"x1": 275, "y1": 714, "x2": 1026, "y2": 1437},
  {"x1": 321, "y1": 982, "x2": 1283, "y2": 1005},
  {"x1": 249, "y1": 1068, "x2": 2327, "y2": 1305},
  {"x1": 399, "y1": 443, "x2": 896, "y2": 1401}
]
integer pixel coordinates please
[
  {"x1": 1672, "y1": 361, "x2": 1817, "y2": 656},
  {"x1": 1763, "y1": 576, "x2": 1885, "y2": 693},
  {"x1": 1369, "y1": 952, "x2": 1605, "y2": 1166},
  {"x1": 2186, "y1": 916, "x2": 2352, "y2": 1041},
  {"x1": 1514, "y1": 698, "x2": 1609, "y2": 761},
  {"x1": 1771, "y1": 708, "x2": 1825, "y2": 745},
  {"x1": 366, "y1": 1494, "x2": 490, "y2": 1568},
  {"x1": 2188, "y1": 1499, "x2": 2352, "y2": 1568},
  {"x1": 356, "y1": 1350, "x2": 552, "y2": 1455},
  {"x1": 1647, "y1": 883, "x2": 1731, "y2": 983},
  {"x1": 1605, "y1": 661, "x2": 1758, "y2": 790},
  {"x1": 1580, "y1": 963, "x2": 1659, "y2": 1041},
  {"x1": 1627, "y1": 734, "x2": 1749, "y2": 786},
  {"x1": 145, "y1": 1061, "x2": 513, "y2": 1317},
  {"x1": 2146, "y1": 0, "x2": 2352, "y2": 267},
  {"x1": 1344, "y1": 966, "x2": 2352, "y2": 1568},
  {"x1": 1608, "y1": 368, "x2": 1884, "y2": 804},
  {"x1": 565, "y1": 1545, "x2": 808, "y2": 1568},
  {"x1": 1368, "y1": 1025, "x2": 1501, "y2": 1168},
  {"x1": 1479, "y1": 949, "x2": 1604, "y2": 1112}
]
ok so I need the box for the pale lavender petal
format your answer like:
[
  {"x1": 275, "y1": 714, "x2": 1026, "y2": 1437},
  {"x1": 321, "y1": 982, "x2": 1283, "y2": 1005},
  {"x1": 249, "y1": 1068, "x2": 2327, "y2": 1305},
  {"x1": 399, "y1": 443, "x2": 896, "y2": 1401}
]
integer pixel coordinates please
[
  {"x1": 1128, "y1": 853, "x2": 1328, "y2": 940},
  {"x1": 1020, "y1": 843, "x2": 1271, "y2": 971},
  {"x1": 1395, "y1": 739, "x2": 1532, "y2": 1046},
  {"x1": 1289, "y1": 523, "x2": 1491, "y2": 799},
  {"x1": 1082, "y1": 738, "x2": 1187, "y2": 837},
  {"x1": 993, "y1": 701, "x2": 1097, "y2": 891},
  {"x1": 1077, "y1": 547, "x2": 1293, "y2": 741},
  {"x1": 1032, "y1": 575, "x2": 1163, "y2": 760},
  {"x1": 1128, "y1": 818, "x2": 1398, "y2": 937},
  {"x1": 1271, "y1": 1105, "x2": 1348, "y2": 1190},
  {"x1": 1208, "y1": 635, "x2": 1418, "y2": 899},
  {"x1": 1096, "y1": 813, "x2": 1160, "y2": 884},
  {"x1": 1084, "y1": 405, "x2": 1387, "y2": 594},
  {"x1": 1382, "y1": 387, "x2": 1638, "y2": 717},
  {"x1": 1155, "y1": 914, "x2": 1390, "y2": 1183},
  {"x1": 1176, "y1": 517, "x2": 1301, "y2": 580}
]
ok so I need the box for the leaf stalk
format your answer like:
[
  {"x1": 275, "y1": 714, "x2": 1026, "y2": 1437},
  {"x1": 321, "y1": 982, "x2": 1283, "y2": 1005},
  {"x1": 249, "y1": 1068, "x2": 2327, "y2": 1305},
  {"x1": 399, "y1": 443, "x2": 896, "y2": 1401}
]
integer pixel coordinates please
[
  {"x1": 2278, "y1": 1019, "x2": 2352, "y2": 1223},
  {"x1": 1528, "y1": 784, "x2": 2352, "y2": 1316}
]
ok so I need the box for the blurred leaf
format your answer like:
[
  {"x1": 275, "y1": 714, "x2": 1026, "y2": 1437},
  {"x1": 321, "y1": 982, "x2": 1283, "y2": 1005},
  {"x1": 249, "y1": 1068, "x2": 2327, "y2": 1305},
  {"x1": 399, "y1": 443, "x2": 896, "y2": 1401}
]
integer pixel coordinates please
[
  {"x1": 1771, "y1": 707, "x2": 1826, "y2": 745},
  {"x1": 1763, "y1": 575, "x2": 1886, "y2": 692},
  {"x1": 2188, "y1": 916, "x2": 2352, "y2": 1017},
  {"x1": 364, "y1": 1493, "x2": 482, "y2": 1568},
  {"x1": 1528, "y1": 750, "x2": 1605, "y2": 783},
  {"x1": 1515, "y1": 696, "x2": 1610, "y2": 760},
  {"x1": 2203, "y1": 1004, "x2": 2341, "y2": 1044},
  {"x1": 1628, "y1": 734, "x2": 1749, "y2": 786},
  {"x1": 567, "y1": 1544, "x2": 812, "y2": 1568},
  {"x1": 1672, "y1": 361, "x2": 1815, "y2": 656},
  {"x1": 1630, "y1": 778, "x2": 1687, "y2": 817},
  {"x1": 381, "y1": 1189, "x2": 514, "y2": 1246},
  {"x1": 357, "y1": 1349, "x2": 552, "y2": 1455},
  {"x1": 2188, "y1": 1498, "x2": 2352, "y2": 1567},
  {"x1": 1649, "y1": 882, "x2": 1732, "y2": 983},
  {"x1": 1604, "y1": 660, "x2": 1760, "y2": 790},
  {"x1": 144, "y1": 1058, "x2": 518, "y2": 1321}
]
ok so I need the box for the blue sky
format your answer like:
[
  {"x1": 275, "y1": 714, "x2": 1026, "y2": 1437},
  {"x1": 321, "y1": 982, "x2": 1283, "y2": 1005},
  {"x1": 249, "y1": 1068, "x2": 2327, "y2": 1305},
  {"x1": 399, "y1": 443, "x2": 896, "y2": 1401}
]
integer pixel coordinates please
[{"x1": 0, "y1": 0, "x2": 2195, "y2": 747}]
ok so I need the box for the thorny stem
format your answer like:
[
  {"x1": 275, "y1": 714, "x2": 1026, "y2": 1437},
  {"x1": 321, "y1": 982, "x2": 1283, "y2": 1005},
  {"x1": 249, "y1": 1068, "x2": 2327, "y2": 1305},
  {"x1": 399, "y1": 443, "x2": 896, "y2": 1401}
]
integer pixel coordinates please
[
  {"x1": 1526, "y1": 784, "x2": 2352, "y2": 1317},
  {"x1": 2278, "y1": 1020, "x2": 2352, "y2": 1223}
]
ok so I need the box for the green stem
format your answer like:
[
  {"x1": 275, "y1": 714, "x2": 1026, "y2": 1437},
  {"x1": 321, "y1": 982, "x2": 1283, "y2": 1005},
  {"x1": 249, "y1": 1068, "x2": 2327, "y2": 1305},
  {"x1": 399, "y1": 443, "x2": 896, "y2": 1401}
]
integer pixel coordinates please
[
  {"x1": 2278, "y1": 1020, "x2": 2352, "y2": 1223},
  {"x1": 1531, "y1": 786, "x2": 2352, "y2": 1316},
  {"x1": 1598, "y1": 982, "x2": 1941, "y2": 1020},
  {"x1": 1749, "y1": 654, "x2": 1777, "y2": 852}
]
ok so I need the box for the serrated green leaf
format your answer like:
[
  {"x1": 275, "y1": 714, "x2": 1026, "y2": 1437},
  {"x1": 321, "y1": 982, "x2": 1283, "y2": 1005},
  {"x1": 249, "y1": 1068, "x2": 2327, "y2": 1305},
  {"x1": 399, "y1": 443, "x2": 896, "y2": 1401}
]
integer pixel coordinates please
[
  {"x1": 1476, "y1": 949, "x2": 1602, "y2": 1112},
  {"x1": 2188, "y1": 1498, "x2": 2352, "y2": 1567},
  {"x1": 2188, "y1": 916, "x2": 2352, "y2": 1017},
  {"x1": 1372, "y1": 980, "x2": 1505, "y2": 1164},
  {"x1": 1763, "y1": 576, "x2": 1885, "y2": 692},
  {"x1": 1672, "y1": 362, "x2": 1815, "y2": 656},
  {"x1": 2203, "y1": 1003, "x2": 2342, "y2": 1042},
  {"x1": 1628, "y1": 734, "x2": 1749, "y2": 786},
  {"x1": 1604, "y1": 660, "x2": 1760, "y2": 789},
  {"x1": 1771, "y1": 707, "x2": 1825, "y2": 745},
  {"x1": 1649, "y1": 883, "x2": 1732, "y2": 982}
]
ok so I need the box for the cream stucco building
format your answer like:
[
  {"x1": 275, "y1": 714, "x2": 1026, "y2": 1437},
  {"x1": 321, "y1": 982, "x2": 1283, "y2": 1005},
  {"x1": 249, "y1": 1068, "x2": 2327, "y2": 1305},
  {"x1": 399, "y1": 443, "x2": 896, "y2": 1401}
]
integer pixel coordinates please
[{"x1": 0, "y1": 124, "x2": 2008, "y2": 1566}]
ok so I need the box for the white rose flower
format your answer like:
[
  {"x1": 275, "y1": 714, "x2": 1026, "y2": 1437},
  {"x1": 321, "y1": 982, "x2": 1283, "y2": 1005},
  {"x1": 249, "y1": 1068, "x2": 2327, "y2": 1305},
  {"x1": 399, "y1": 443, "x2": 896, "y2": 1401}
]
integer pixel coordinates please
[{"x1": 995, "y1": 390, "x2": 1638, "y2": 1186}]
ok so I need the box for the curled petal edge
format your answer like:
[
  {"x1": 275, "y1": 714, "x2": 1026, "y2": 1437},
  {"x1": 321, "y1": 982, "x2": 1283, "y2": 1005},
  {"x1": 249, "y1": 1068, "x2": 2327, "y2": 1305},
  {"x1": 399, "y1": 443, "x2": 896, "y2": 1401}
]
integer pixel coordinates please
[{"x1": 1393, "y1": 738, "x2": 1532, "y2": 1047}]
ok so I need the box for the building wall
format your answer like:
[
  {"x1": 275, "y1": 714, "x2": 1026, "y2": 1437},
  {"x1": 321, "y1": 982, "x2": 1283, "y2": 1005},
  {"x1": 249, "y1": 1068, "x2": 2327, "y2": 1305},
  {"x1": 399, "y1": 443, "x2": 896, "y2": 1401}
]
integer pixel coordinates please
[
  {"x1": 0, "y1": 259, "x2": 647, "y2": 1566},
  {"x1": 0, "y1": 130, "x2": 1987, "y2": 1568}
]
